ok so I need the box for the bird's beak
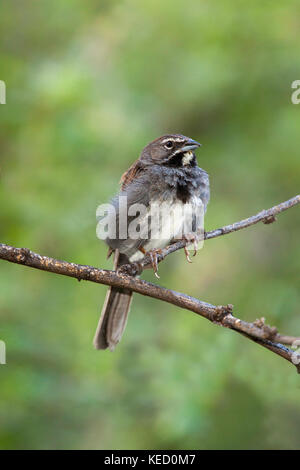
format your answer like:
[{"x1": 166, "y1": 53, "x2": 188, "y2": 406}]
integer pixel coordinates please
[{"x1": 180, "y1": 138, "x2": 202, "y2": 152}]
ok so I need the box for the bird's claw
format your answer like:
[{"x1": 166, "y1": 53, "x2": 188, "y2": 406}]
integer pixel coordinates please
[
  {"x1": 148, "y1": 249, "x2": 163, "y2": 279},
  {"x1": 193, "y1": 238, "x2": 198, "y2": 257},
  {"x1": 183, "y1": 233, "x2": 199, "y2": 261},
  {"x1": 184, "y1": 246, "x2": 192, "y2": 263}
]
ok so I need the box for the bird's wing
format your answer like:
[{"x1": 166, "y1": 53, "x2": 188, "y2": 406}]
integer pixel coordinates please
[
  {"x1": 120, "y1": 159, "x2": 144, "y2": 190},
  {"x1": 106, "y1": 164, "x2": 152, "y2": 258}
]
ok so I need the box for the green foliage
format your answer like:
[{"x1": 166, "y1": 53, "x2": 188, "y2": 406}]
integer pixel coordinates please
[{"x1": 0, "y1": 0, "x2": 299, "y2": 449}]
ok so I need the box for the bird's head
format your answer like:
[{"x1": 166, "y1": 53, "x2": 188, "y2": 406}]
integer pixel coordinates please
[{"x1": 140, "y1": 134, "x2": 201, "y2": 167}]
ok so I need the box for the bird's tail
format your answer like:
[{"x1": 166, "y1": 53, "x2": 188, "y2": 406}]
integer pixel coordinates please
[{"x1": 93, "y1": 250, "x2": 133, "y2": 351}]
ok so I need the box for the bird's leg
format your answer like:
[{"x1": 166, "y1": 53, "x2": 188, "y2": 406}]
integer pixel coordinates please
[
  {"x1": 184, "y1": 246, "x2": 192, "y2": 263},
  {"x1": 149, "y1": 250, "x2": 160, "y2": 279},
  {"x1": 141, "y1": 247, "x2": 164, "y2": 279},
  {"x1": 182, "y1": 233, "x2": 200, "y2": 261},
  {"x1": 106, "y1": 247, "x2": 114, "y2": 259}
]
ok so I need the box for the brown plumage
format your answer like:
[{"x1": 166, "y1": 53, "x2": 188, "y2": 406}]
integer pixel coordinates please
[{"x1": 120, "y1": 160, "x2": 143, "y2": 189}]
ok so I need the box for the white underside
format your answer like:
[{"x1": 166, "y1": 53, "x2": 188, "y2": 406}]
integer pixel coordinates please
[{"x1": 129, "y1": 195, "x2": 204, "y2": 262}]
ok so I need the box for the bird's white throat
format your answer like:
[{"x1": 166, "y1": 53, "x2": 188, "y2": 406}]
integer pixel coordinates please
[{"x1": 182, "y1": 151, "x2": 194, "y2": 166}]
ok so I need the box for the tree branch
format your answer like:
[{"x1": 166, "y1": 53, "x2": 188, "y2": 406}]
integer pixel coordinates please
[{"x1": 0, "y1": 195, "x2": 299, "y2": 372}]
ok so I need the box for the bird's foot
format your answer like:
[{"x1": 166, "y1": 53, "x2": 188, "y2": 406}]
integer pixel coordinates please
[
  {"x1": 182, "y1": 233, "x2": 200, "y2": 262},
  {"x1": 147, "y1": 248, "x2": 164, "y2": 279}
]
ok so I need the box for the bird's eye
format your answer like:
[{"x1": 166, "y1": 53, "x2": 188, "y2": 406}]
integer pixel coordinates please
[{"x1": 164, "y1": 141, "x2": 173, "y2": 149}]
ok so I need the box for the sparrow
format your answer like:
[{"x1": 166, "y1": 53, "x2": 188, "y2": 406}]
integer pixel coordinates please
[{"x1": 93, "y1": 134, "x2": 210, "y2": 350}]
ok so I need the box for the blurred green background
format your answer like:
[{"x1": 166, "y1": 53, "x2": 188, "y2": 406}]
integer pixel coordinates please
[{"x1": 0, "y1": 0, "x2": 299, "y2": 450}]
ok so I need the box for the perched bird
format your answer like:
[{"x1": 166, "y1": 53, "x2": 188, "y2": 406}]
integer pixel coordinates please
[{"x1": 94, "y1": 134, "x2": 210, "y2": 350}]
